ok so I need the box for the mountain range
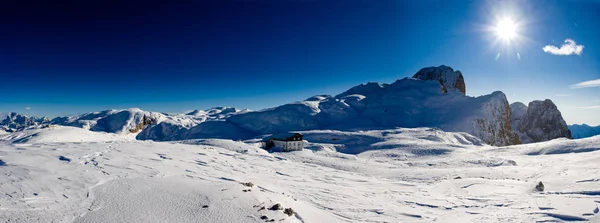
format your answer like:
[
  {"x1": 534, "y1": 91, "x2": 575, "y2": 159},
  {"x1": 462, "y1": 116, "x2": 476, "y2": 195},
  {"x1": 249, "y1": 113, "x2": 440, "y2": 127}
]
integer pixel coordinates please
[
  {"x1": 569, "y1": 124, "x2": 600, "y2": 139},
  {"x1": 1, "y1": 65, "x2": 573, "y2": 146}
]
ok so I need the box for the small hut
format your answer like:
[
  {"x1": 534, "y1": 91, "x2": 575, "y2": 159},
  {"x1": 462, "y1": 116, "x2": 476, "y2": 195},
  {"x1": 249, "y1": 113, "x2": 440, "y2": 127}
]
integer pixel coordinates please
[{"x1": 264, "y1": 133, "x2": 304, "y2": 152}]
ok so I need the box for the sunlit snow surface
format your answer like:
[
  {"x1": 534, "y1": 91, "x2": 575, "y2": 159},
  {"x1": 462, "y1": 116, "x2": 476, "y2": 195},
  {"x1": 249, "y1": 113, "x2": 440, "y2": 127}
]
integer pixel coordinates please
[{"x1": 1, "y1": 126, "x2": 599, "y2": 222}]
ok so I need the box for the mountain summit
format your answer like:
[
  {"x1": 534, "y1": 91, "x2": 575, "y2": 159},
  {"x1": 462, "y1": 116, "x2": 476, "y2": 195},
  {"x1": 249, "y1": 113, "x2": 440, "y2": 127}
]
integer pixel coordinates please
[
  {"x1": 412, "y1": 65, "x2": 466, "y2": 94},
  {"x1": 510, "y1": 100, "x2": 571, "y2": 143}
]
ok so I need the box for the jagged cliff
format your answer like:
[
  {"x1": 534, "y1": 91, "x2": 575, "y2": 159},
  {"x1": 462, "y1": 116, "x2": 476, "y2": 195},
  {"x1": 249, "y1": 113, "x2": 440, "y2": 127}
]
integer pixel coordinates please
[{"x1": 510, "y1": 100, "x2": 572, "y2": 143}]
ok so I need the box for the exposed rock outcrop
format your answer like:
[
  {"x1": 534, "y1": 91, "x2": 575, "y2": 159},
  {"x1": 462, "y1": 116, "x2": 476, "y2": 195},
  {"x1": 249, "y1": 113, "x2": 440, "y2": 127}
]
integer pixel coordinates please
[
  {"x1": 129, "y1": 115, "x2": 157, "y2": 133},
  {"x1": 1, "y1": 112, "x2": 34, "y2": 129},
  {"x1": 412, "y1": 65, "x2": 466, "y2": 94},
  {"x1": 510, "y1": 100, "x2": 572, "y2": 143}
]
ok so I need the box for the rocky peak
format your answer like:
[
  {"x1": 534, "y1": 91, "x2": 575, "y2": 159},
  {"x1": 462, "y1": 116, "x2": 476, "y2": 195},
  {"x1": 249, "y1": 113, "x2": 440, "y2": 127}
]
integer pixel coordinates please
[
  {"x1": 0, "y1": 112, "x2": 35, "y2": 129},
  {"x1": 511, "y1": 99, "x2": 572, "y2": 143},
  {"x1": 412, "y1": 65, "x2": 466, "y2": 94}
]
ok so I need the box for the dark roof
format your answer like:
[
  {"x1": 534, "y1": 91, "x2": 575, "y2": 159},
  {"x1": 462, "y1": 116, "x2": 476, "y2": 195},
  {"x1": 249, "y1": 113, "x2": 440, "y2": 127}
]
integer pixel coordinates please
[{"x1": 269, "y1": 132, "x2": 302, "y2": 141}]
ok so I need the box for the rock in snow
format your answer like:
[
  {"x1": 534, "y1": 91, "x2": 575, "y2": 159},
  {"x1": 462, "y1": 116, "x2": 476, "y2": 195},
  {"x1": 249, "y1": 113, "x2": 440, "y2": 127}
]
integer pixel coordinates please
[{"x1": 510, "y1": 100, "x2": 571, "y2": 143}]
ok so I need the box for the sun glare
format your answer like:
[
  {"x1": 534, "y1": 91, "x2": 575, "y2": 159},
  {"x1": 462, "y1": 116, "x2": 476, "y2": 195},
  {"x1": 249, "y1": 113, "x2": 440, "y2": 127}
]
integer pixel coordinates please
[{"x1": 495, "y1": 18, "x2": 517, "y2": 41}]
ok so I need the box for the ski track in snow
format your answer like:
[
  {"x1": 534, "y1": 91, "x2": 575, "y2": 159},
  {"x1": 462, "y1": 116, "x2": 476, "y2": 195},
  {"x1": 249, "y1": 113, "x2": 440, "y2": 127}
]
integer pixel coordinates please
[{"x1": 0, "y1": 127, "x2": 599, "y2": 222}]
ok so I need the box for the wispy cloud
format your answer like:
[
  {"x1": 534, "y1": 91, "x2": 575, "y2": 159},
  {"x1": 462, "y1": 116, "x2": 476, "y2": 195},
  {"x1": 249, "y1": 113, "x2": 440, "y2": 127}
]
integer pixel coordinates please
[
  {"x1": 580, "y1": 106, "x2": 600, "y2": 109},
  {"x1": 570, "y1": 79, "x2": 600, "y2": 89},
  {"x1": 555, "y1": 94, "x2": 572, "y2": 97},
  {"x1": 25, "y1": 107, "x2": 31, "y2": 110},
  {"x1": 543, "y1": 39, "x2": 584, "y2": 55}
]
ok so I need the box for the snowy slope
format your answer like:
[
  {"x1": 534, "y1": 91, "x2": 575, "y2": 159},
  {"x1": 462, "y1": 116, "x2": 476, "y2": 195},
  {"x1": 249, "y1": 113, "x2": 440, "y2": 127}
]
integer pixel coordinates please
[
  {"x1": 1, "y1": 127, "x2": 599, "y2": 222},
  {"x1": 0, "y1": 126, "x2": 130, "y2": 144},
  {"x1": 297, "y1": 128, "x2": 483, "y2": 155},
  {"x1": 569, "y1": 124, "x2": 600, "y2": 139}
]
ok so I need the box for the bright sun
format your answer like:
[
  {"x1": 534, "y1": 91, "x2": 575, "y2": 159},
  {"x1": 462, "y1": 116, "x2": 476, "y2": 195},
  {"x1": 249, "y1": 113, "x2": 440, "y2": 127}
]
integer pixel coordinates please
[{"x1": 495, "y1": 18, "x2": 517, "y2": 41}]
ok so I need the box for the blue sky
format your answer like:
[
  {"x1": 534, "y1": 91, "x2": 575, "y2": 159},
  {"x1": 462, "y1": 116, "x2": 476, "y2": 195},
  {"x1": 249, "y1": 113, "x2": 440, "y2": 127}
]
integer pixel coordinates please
[{"x1": 1, "y1": 0, "x2": 599, "y2": 125}]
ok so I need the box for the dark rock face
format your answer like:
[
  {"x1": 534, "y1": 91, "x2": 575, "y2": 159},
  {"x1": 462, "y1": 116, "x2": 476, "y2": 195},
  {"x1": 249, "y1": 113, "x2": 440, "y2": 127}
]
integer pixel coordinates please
[
  {"x1": 0, "y1": 112, "x2": 35, "y2": 129},
  {"x1": 472, "y1": 92, "x2": 521, "y2": 146},
  {"x1": 511, "y1": 100, "x2": 572, "y2": 143},
  {"x1": 412, "y1": 65, "x2": 466, "y2": 94}
]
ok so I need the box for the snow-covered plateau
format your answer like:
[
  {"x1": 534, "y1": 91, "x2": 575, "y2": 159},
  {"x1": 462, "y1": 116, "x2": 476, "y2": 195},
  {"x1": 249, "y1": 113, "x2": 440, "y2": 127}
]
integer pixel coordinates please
[
  {"x1": 0, "y1": 66, "x2": 594, "y2": 222},
  {"x1": 1, "y1": 126, "x2": 599, "y2": 222}
]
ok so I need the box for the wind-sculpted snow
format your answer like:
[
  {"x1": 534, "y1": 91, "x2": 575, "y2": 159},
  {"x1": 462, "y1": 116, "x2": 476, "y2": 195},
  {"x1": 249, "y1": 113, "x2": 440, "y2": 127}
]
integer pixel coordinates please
[
  {"x1": 498, "y1": 135, "x2": 600, "y2": 155},
  {"x1": 1, "y1": 126, "x2": 599, "y2": 222},
  {"x1": 299, "y1": 128, "x2": 483, "y2": 155}
]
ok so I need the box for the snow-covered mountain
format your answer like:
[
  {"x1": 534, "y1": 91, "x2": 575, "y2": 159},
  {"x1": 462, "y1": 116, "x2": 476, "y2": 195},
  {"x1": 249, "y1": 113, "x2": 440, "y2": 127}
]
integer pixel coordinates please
[
  {"x1": 186, "y1": 106, "x2": 251, "y2": 121},
  {"x1": 42, "y1": 107, "x2": 252, "y2": 141},
  {"x1": 0, "y1": 112, "x2": 50, "y2": 131},
  {"x1": 49, "y1": 108, "x2": 167, "y2": 134},
  {"x1": 227, "y1": 66, "x2": 520, "y2": 146},
  {"x1": 1, "y1": 66, "x2": 572, "y2": 146},
  {"x1": 569, "y1": 124, "x2": 600, "y2": 139},
  {"x1": 510, "y1": 100, "x2": 571, "y2": 143}
]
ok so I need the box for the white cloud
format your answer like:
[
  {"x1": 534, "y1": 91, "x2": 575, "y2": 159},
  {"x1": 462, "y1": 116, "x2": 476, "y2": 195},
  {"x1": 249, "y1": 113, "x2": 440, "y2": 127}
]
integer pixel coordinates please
[
  {"x1": 580, "y1": 106, "x2": 600, "y2": 109},
  {"x1": 570, "y1": 79, "x2": 600, "y2": 89},
  {"x1": 543, "y1": 39, "x2": 584, "y2": 55},
  {"x1": 555, "y1": 94, "x2": 571, "y2": 97},
  {"x1": 25, "y1": 107, "x2": 31, "y2": 110}
]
